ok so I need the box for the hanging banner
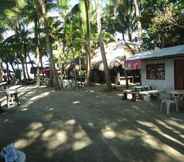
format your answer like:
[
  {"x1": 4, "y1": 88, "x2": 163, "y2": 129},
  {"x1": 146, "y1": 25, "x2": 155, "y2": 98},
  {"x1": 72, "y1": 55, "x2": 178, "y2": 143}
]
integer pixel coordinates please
[{"x1": 126, "y1": 59, "x2": 142, "y2": 70}]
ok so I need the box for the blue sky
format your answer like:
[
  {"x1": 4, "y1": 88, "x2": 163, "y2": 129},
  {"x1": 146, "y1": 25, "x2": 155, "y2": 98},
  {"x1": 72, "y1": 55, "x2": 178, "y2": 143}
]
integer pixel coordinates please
[{"x1": 69, "y1": 0, "x2": 79, "y2": 7}]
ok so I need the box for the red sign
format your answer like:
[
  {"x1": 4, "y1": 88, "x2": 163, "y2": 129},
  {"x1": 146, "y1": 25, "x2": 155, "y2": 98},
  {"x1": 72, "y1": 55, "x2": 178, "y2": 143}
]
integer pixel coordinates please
[{"x1": 126, "y1": 60, "x2": 142, "y2": 70}]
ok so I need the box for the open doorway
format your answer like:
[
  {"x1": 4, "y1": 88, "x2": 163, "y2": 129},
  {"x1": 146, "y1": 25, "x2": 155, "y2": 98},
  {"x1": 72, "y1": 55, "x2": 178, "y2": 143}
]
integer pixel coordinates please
[{"x1": 175, "y1": 59, "x2": 184, "y2": 90}]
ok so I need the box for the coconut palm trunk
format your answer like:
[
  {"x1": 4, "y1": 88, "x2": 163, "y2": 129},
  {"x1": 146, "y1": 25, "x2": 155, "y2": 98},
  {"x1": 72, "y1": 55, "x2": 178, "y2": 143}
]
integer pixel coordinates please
[
  {"x1": 96, "y1": 0, "x2": 112, "y2": 90},
  {"x1": 37, "y1": 0, "x2": 60, "y2": 89},
  {"x1": 133, "y1": 0, "x2": 142, "y2": 41},
  {"x1": 10, "y1": 62, "x2": 15, "y2": 74},
  {"x1": 25, "y1": 60, "x2": 30, "y2": 80},
  {"x1": 84, "y1": 0, "x2": 91, "y2": 86},
  {"x1": 0, "y1": 59, "x2": 3, "y2": 81},
  {"x1": 34, "y1": 15, "x2": 41, "y2": 85},
  {"x1": 21, "y1": 59, "x2": 27, "y2": 80},
  {"x1": 24, "y1": 44, "x2": 30, "y2": 80},
  {"x1": 6, "y1": 63, "x2": 10, "y2": 82}
]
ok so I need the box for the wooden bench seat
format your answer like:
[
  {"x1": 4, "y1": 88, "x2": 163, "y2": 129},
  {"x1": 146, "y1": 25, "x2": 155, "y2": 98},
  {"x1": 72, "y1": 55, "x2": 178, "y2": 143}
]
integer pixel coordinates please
[
  {"x1": 6, "y1": 89, "x2": 20, "y2": 108},
  {"x1": 122, "y1": 89, "x2": 160, "y2": 101},
  {"x1": 0, "y1": 89, "x2": 20, "y2": 109}
]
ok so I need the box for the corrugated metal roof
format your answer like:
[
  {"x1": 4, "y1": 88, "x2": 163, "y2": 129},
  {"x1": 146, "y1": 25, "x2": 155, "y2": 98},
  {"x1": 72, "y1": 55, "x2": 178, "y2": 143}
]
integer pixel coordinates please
[{"x1": 128, "y1": 44, "x2": 184, "y2": 61}]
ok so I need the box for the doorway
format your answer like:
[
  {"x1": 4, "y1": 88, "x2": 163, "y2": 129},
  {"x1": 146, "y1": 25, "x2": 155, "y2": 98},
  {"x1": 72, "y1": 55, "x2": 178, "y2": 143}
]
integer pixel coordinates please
[{"x1": 175, "y1": 59, "x2": 184, "y2": 90}]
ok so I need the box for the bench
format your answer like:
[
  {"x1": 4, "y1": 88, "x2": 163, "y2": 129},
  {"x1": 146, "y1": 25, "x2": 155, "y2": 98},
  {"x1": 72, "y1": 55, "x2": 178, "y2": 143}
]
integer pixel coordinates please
[
  {"x1": 139, "y1": 90, "x2": 159, "y2": 95},
  {"x1": 122, "y1": 90, "x2": 141, "y2": 101},
  {"x1": 139, "y1": 90, "x2": 160, "y2": 101},
  {"x1": 0, "y1": 89, "x2": 20, "y2": 109},
  {"x1": 6, "y1": 89, "x2": 20, "y2": 108},
  {"x1": 122, "y1": 89, "x2": 160, "y2": 101},
  {"x1": 0, "y1": 82, "x2": 7, "y2": 89}
]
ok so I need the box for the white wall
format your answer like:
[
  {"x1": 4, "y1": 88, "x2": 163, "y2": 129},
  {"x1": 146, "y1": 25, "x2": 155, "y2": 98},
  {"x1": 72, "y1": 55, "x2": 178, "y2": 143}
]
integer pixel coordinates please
[{"x1": 141, "y1": 59, "x2": 175, "y2": 90}]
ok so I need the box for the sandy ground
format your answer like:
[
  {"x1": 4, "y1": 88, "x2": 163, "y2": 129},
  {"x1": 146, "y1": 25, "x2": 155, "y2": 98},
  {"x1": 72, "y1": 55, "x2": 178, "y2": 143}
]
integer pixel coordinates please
[{"x1": 0, "y1": 85, "x2": 184, "y2": 162}]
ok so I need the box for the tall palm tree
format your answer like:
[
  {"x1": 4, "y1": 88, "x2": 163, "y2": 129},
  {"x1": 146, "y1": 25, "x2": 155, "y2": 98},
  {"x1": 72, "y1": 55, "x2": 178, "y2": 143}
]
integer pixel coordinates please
[
  {"x1": 133, "y1": 0, "x2": 142, "y2": 41},
  {"x1": 22, "y1": 0, "x2": 42, "y2": 85},
  {"x1": 36, "y1": 0, "x2": 60, "y2": 89},
  {"x1": 80, "y1": 0, "x2": 92, "y2": 85},
  {"x1": 96, "y1": 0, "x2": 112, "y2": 89}
]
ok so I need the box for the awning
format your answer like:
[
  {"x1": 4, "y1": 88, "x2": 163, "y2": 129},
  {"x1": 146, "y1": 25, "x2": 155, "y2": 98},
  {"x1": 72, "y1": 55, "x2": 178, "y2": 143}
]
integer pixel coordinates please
[
  {"x1": 127, "y1": 44, "x2": 184, "y2": 61},
  {"x1": 126, "y1": 59, "x2": 142, "y2": 70}
]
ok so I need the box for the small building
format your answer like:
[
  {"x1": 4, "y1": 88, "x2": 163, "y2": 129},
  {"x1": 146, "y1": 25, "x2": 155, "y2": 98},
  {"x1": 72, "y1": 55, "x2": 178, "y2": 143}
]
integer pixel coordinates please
[
  {"x1": 127, "y1": 44, "x2": 184, "y2": 90},
  {"x1": 91, "y1": 41, "x2": 139, "y2": 83}
]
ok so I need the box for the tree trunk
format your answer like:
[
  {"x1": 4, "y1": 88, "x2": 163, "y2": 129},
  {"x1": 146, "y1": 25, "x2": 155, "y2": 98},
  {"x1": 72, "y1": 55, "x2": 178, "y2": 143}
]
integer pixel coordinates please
[
  {"x1": 34, "y1": 15, "x2": 41, "y2": 86},
  {"x1": 21, "y1": 59, "x2": 27, "y2": 80},
  {"x1": 10, "y1": 62, "x2": 15, "y2": 74},
  {"x1": 122, "y1": 32, "x2": 125, "y2": 41},
  {"x1": 133, "y1": 0, "x2": 142, "y2": 41},
  {"x1": 124, "y1": 69, "x2": 129, "y2": 89},
  {"x1": 46, "y1": 28, "x2": 60, "y2": 89},
  {"x1": 28, "y1": 54, "x2": 36, "y2": 79},
  {"x1": 25, "y1": 61, "x2": 30, "y2": 80},
  {"x1": 24, "y1": 44, "x2": 30, "y2": 80},
  {"x1": 40, "y1": 55, "x2": 43, "y2": 68},
  {"x1": 99, "y1": 32, "x2": 112, "y2": 89},
  {"x1": 0, "y1": 59, "x2": 3, "y2": 82},
  {"x1": 37, "y1": 0, "x2": 60, "y2": 89},
  {"x1": 127, "y1": 27, "x2": 132, "y2": 41},
  {"x1": 85, "y1": 46, "x2": 91, "y2": 85},
  {"x1": 84, "y1": 0, "x2": 91, "y2": 86},
  {"x1": 6, "y1": 63, "x2": 10, "y2": 82},
  {"x1": 96, "y1": 0, "x2": 112, "y2": 90},
  {"x1": 116, "y1": 72, "x2": 120, "y2": 85},
  {"x1": 21, "y1": 46, "x2": 27, "y2": 81},
  {"x1": 28, "y1": 54, "x2": 34, "y2": 69}
]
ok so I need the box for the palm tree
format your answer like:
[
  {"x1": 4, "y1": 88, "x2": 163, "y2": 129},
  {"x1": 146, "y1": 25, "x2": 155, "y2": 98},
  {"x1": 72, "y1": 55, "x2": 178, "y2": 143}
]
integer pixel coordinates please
[
  {"x1": 36, "y1": 0, "x2": 60, "y2": 89},
  {"x1": 133, "y1": 0, "x2": 142, "y2": 41},
  {"x1": 22, "y1": 0, "x2": 42, "y2": 85},
  {"x1": 96, "y1": 0, "x2": 112, "y2": 89},
  {"x1": 1, "y1": 0, "x2": 30, "y2": 81},
  {"x1": 80, "y1": 0, "x2": 92, "y2": 85}
]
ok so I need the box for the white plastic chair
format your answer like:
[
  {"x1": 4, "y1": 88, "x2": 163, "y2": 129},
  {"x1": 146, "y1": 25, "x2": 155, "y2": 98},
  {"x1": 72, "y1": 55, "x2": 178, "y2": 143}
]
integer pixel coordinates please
[{"x1": 160, "y1": 92, "x2": 179, "y2": 114}]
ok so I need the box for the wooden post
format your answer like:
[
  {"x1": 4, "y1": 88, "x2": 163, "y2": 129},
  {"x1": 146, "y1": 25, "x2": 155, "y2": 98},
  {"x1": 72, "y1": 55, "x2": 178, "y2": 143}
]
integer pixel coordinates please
[
  {"x1": 116, "y1": 72, "x2": 120, "y2": 85},
  {"x1": 124, "y1": 57, "x2": 129, "y2": 89}
]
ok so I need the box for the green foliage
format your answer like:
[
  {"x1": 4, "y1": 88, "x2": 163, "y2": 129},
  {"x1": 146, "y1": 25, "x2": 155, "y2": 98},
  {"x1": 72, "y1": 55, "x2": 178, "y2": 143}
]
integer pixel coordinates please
[
  {"x1": 141, "y1": 1, "x2": 184, "y2": 49},
  {"x1": 58, "y1": 0, "x2": 69, "y2": 10},
  {"x1": 0, "y1": 0, "x2": 183, "y2": 75}
]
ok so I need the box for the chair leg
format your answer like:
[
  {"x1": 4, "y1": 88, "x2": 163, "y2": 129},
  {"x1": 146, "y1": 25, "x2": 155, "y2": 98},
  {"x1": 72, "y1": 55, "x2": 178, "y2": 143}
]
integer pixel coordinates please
[
  {"x1": 166, "y1": 102, "x2": 171, "y2": 115},
  {"x1": 7, "y1": 95, "x2": 9, "y2": 108},
  {"x1": 175, "y1": 100, "x2": 179, "y2": 112},
  {"x1": 15, "y1": 93, "x2": 20, "y2": 105},
  {"x1": 160, "y1": 101, "x2": 165, "y2": 112},
  {"x1": 11, "y1": 95, "x2": 14, "y2": 104}
]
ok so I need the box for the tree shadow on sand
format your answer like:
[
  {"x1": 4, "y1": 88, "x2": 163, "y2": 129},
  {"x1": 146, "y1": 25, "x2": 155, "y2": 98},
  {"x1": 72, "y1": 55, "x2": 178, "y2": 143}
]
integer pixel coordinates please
[{"x1": 0, "y1": 87, "x2": 184, "y2": 162}]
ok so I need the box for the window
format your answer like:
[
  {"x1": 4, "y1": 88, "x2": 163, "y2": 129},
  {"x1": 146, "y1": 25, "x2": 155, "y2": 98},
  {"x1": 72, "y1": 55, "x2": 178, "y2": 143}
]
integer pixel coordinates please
[{"x1": 146, "y1": 63, "x2": 165, "y2": 80}]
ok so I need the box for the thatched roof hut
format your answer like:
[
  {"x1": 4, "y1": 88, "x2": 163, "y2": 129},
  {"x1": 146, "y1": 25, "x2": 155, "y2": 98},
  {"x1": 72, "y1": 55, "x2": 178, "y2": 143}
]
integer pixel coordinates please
[{"x1": 91, "y1": 41, "x2": 138, "y2": 71}]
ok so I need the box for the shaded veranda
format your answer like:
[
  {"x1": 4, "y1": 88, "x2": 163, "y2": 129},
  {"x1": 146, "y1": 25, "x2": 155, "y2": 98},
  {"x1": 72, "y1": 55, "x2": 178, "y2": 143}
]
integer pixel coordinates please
[{"x1": 0, "y1": 86, "x2": 184, "y2": 162}]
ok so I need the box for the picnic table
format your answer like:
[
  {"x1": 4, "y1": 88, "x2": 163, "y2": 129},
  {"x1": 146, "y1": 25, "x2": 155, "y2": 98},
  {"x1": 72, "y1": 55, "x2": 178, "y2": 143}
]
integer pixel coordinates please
[
  {"x1": 122, "y1": 85, "x2": 159, "y2": 101},
  {"x1": 139, "y1": 90, "x2": 160, "y2": 95},
  {"x1": 0, "y1": 84, "x2": 20, "y2": 109},
  {"x1": 170, "y1": 90, "x2": 184, "y2": 96},
  {"x1": 0, "y1": 82, "x2": 7, "y2": 89},
  {"x1": 0, "y1": 82, "x2": 7, "y2": 110}
]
